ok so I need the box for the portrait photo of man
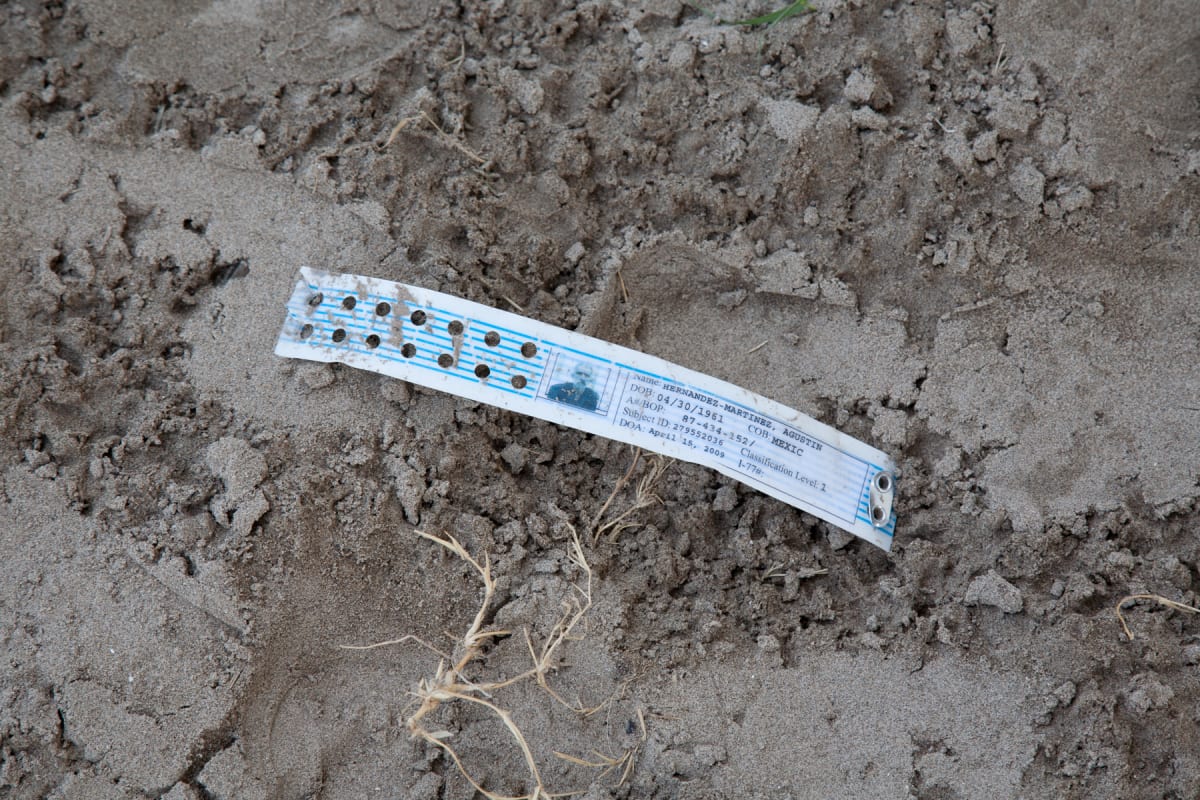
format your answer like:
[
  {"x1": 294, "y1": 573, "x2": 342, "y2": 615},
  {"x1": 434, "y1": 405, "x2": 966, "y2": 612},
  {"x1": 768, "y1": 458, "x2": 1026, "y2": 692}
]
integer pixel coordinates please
[{"x1": 547, "y1": 362, "x2": 601, "y2": 411}]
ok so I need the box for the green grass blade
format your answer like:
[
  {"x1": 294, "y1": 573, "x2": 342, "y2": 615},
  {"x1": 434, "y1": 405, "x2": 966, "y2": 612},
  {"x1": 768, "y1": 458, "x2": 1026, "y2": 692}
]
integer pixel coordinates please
[{"x1": 686, "y1": 1, "x2": 813, "y2": 27}]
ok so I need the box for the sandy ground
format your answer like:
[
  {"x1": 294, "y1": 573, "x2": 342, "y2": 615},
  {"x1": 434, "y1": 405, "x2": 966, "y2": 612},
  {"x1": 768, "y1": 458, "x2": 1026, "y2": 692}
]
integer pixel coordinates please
[{"x1": 2, "y1": 1, "x2": 1198, "y2": 798}]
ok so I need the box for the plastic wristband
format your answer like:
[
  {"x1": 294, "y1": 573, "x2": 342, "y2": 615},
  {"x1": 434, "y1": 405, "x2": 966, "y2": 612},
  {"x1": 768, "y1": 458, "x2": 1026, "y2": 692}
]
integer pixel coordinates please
[{"x1": 276, "y1": 268, "x2": 898, "y2": 549}]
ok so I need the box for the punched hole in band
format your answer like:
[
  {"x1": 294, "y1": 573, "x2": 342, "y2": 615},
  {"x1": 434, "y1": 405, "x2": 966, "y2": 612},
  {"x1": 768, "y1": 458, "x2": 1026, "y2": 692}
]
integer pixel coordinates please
[
  {"x1": 342, "y1": 296, "x2": 356, "y2": 310},
  {"x1": 375, "y1": 301, "x2": 391, "y2": 316},
  {"x1": 511, "y1": 375, "x2": 527, "y2": 389},
  {"x1": 411, "y1": 310, "x2": 427, "y2": 326},
  {"x1": 437, "y1": 354, "x2": 454, "y2": 368},
  {"x1": 401, "y1": 343, "x2": 416, "y2": 358},
  {"x1": 299, "y1": 323, "x2": 314, "y2": 339},
  {"x1": 332, "y1": 328, "x2": 346, "y2": 343},
  {"x1": 475, "y1": 364, "x2": 490, "y2": 378},
  {"x1": 875, "y1": 473, "x2": 891, "y2": 492},
  {"x1": 520, "y1": 342, "x2": 537, "y2": 358},
  {"x1": 484, "y1": 331, "x2": 500, "y2": 346},
  {"x1": 448, "y1": 320, "x2": 464, "y2": 335},
  {"x1": 365, "y1": 334, "x2": 380, "y2": 349},
  {"x1": 872, "y1": 505, "x2": 884, "y2": 522},
  {"x1": 307, "y1": 292, "x2": 323, "y2": 307}
]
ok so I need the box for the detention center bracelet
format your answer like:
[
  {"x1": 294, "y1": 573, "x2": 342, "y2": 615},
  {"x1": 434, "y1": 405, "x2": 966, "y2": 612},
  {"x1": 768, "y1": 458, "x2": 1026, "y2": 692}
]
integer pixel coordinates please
[{"x1": 276, "y1": 267, "x2": 898, "y2": 550}]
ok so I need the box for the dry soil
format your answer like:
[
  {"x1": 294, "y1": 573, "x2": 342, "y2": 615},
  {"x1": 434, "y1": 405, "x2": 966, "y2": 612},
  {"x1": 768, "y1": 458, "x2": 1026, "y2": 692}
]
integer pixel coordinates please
[{"x1": 1, "y1": 1, "x2": 1199, "y2": 799}]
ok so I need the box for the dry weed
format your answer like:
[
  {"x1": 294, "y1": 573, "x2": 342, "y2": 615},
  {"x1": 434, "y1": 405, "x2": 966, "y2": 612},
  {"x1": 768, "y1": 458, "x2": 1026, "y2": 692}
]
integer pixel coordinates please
[
  {"x1": 1115, "y1": 593, "x2": 1200, "y2": 640},
  {"x1": 616, "y1": 269, "x2": 630, "y2": 303},
  {"x1": 384, "y1": 111, "x2": 490, "y2": 168},
  {"x1": 762, "y1": 563, "x2": 828, "y2": 582},
  {"x1": 590, "y1": 448, "x2": 670, "y2": 544},
  {"x1": 341, "y1": 525, "x2": 624, "y2": 799},
  {"x1": 555, "y1": 705, "x2": 647, "y2": 788}
]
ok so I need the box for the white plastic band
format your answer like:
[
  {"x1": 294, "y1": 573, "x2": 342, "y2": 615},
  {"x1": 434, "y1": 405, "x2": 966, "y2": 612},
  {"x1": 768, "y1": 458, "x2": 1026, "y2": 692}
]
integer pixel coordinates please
[{"x1": 276, "y1": 268, "x2": 898, "y2": 549}]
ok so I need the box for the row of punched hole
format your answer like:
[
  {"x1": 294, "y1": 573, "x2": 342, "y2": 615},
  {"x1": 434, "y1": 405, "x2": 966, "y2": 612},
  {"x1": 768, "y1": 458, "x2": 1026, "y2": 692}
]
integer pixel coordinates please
[{"x1": 301, "y1": 293, "x2": 537, "y2": 388}]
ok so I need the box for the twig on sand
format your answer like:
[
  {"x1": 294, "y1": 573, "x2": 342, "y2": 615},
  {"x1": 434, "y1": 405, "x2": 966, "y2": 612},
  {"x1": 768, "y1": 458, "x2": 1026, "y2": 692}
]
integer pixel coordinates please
[
  {"x1": 384, "y1": 111, "x2": 489, "y2": 167},
  {"x1": 1115, "y1": 593, "x2": 1200, "y2": 640}
]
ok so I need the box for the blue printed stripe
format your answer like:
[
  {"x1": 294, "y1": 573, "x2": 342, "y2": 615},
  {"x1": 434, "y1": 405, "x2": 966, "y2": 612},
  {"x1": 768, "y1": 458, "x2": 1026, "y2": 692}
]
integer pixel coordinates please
[
  {"x1": 284, "y1": 315, "x2": 536, "y2": 398},
  {"x1": 291, "y1": 299, "x2": 546, "y2": 366},
  {"x1": 291, "y1": 314, "x2": 541, "y2": 384}
]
